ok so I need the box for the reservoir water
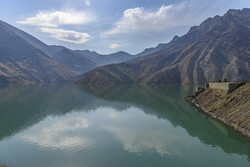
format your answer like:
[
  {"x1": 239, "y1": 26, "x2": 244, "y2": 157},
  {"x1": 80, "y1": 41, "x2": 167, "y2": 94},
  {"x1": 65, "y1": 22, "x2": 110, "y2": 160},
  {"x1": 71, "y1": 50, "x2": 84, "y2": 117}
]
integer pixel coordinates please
[{"x1": 0, "y1": 84, "x2": 249, "y2": 167}]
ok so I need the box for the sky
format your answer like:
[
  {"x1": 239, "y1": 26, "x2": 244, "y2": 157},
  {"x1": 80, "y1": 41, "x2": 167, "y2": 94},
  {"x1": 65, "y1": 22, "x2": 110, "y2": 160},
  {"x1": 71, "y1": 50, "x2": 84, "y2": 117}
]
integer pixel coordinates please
[{"x1": 0, "y1": 0, "x2": 249, "y2": 54}]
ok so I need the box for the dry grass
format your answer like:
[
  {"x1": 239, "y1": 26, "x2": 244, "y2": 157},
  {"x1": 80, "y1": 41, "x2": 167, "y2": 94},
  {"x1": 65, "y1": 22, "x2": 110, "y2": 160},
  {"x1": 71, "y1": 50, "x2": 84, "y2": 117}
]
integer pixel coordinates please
[{"x1": 193, "y1": 82, "x2": 250, "y2": 132}]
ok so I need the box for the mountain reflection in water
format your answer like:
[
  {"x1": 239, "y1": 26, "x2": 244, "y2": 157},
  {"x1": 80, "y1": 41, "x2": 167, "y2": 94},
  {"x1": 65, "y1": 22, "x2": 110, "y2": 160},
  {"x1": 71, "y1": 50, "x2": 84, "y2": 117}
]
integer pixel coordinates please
[{"x1": 0, "y1": 84, "x2": 249, "y2": 167}]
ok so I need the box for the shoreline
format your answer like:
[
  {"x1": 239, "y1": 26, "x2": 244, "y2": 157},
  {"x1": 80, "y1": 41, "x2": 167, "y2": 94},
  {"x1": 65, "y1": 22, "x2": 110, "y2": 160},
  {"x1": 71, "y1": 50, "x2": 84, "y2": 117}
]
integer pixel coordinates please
[
  {"x1": 185, "y1": 95, "x2": 250, "y2": 140},
  {"x1": 185, "y1": 83, "x2": 250, "y2": 140}
]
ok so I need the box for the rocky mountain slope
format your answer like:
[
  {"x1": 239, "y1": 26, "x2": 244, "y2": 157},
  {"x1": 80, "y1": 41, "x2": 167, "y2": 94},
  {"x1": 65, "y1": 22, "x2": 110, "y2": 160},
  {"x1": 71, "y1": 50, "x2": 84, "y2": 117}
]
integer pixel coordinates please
[
  {"x1": 75, "y1": 8, "x2": 250, "y2": 85},
  {"x1": 0, "y1": 23, "x2": 78, "y2": 83},
  {"x1": 0, "y1": 20, "x2": 145, "y2": 82},
  {"x1": 51, "y1": 48, "x2": 98, "y2": 74},
  {"x1": 0, "y1": 20, "x2": 140, "y2": 76},
  {"x1": 185, "y1": 82, "x2": 250, "y2": 138},
  {"x1": 0, "y1": 20, "x2": 59, "y2": 57}
]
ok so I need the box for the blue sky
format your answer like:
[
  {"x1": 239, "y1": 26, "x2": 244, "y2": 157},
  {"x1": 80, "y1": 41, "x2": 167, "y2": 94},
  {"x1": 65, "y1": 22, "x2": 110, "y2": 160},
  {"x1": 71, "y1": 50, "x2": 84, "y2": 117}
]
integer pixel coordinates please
[{"x1": 0, "y1": 0, "x2": 249, "y2": 54}]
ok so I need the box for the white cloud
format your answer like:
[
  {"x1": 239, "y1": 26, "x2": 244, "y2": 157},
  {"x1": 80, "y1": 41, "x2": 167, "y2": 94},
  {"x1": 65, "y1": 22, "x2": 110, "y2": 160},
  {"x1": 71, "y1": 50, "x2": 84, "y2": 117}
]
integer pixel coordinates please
[
  {"x1": 106, "y1": 5, "x2": 174, "y2": 35},
  {"x1": 84, "y1": 0, "x2": 91, "y2": 6},
  {"x1": 40, "y1": 27, "x2": 90, "y2": 44},
  {"x1": 106, "y1": 0, "x2": 219, "y2": 35},
  {"x1": 18, "y1": 10, "x2": 93, "y2": 27},
  {"x1": 109, "y1": 43, "x2": 119, "y2": 49}
]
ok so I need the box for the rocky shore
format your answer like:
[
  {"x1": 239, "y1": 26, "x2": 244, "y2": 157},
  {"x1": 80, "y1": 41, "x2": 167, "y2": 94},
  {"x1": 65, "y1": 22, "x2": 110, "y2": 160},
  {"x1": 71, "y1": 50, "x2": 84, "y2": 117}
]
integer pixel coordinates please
[{"x1": 185, "y1": 82, "x2": 250, "y2": 139}]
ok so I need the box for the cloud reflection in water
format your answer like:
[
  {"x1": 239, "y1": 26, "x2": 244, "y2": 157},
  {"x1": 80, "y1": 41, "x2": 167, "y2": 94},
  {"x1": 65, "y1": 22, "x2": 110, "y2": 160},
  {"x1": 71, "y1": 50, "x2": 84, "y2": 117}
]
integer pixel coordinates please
[
  {"x1": 102, "y1": 107, "x2": 200, "y2": 157},
  {"x1": 22, "y1": 115, "x2": 90, "y2": 149},
  {"x1": 20, "y1": 106, "x2": 212, "y2": 159}
]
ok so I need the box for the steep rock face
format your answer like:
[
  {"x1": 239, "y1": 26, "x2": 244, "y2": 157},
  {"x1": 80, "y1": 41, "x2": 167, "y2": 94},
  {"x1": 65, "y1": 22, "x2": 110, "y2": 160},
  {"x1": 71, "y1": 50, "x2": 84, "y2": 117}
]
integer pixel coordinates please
[
  {"x1": 147, "y1": 20, "x2": 250, "y2": 84},
  {"x1": 75, "y1": 8, "x2": 250, "y2": 85},
  {"x1": 0, "y1": 23, "x2": 78, "y2": 83}
]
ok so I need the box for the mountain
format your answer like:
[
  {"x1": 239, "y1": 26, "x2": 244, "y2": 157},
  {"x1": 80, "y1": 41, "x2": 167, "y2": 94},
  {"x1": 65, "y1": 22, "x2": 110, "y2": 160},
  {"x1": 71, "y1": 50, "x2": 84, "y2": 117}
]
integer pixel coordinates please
[
  {"x1": 75, "y1": 50, "x2": 135, "y2": 66},
  {"x1": 135, "y1": 43, "x2": 168, "y2": 58},
  {"x1": 75, "y1": 8, "x2": 250, "y2": 85},
  {"x1": 0, "y1": 22, "x2": 78, "y2": 83},
  {"x1": 95, "y1": 51, "x2": 134, "y2": 65},
  {"x1": 0, "y1": 21, "x2": 102, "y2": 74},
  {"x1": 51, "y1": 49, "x2": 136, "y2": 73},
  {"x1": 0, "y1": 20, "x2": 59, "y2": 57},
  {"x1": 51, "y1": 47, "x2": 98, "y2": 73},
  {"x1": 0, "y1": 20, "x2": 143, "y2": 82},
  {"x1": 0, "y1": 21, "x2": 138, "y2": 75}
]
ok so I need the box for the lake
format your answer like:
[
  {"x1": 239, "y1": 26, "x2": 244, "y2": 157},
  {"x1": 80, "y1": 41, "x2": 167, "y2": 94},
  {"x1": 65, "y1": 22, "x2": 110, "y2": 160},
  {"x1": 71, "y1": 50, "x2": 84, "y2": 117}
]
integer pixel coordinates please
[{"x1": 0, "y1": 84, "x2": 249, "y2": 167}]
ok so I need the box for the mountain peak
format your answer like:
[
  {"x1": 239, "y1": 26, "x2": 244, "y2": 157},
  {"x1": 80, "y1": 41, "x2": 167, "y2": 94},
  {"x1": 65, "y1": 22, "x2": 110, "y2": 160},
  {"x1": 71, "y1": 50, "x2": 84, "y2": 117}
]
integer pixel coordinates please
[
  {"x1": 172, "y1": 35, "x2": 179, "y2": 40},
  {"x1": 225, "y1": 9, "x2": 240, "y2": 16},
  {"x1": 187, "y1": 26, "x2": 199, "y2": 34},
  {"x1": 82, "y1": 49, "x2": 98, "y2": 54},
  {"x1": 75, "y1": 8, "x2": 250, "y2": 85},
  {"x1": 224, "y1": 8, "x2": 250, "y2": 18},
  {"x1": 113, "y1": 51, "x2": 129, "y2": 55}
]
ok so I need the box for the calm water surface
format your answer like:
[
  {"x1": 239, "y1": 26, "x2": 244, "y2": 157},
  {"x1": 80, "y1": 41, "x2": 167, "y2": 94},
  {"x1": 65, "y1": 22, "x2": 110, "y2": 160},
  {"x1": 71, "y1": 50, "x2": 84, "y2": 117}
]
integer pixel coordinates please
[{"x1": 0, "y1": 84, "x2": 249, "y2": 167}]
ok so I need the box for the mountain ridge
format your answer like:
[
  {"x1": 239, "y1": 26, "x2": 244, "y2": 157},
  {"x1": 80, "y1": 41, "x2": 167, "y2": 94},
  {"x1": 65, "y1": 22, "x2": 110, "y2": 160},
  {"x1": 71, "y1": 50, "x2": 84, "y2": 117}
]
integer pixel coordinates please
[
  {"x1": 0, "y1": 22, "x2": 78, "y2": 83},
  {"x1": 0, "y1": 20, "x2": 155, "y2": 82},
  {"x1": 0, "y1": 20, "x2": 142, "y2": 75},
  {"x1": 0, "y1": 8, "x2": 249, "y2": 84},
  {"x1": 75, "y1": 8, "x2": 250, "y2": 85}
]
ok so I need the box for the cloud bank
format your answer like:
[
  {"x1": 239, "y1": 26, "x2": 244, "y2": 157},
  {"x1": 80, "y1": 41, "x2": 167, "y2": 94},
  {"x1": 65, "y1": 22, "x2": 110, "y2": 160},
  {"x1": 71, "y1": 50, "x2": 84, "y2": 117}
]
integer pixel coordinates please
[
  {"x1": 40, "y1": 28, "x2": 90, "y2": 44},
  {"x1": 107, "y1": 5, "x2": 173, "y2": 34},
  {"x1": 106, "y1": 0, "x2": 221, "y2": 35},
  {"x1": 18, "y1": 10, "x2": 93, "y2": 44},
  {"x1": 18, "y1": 10, "x2": 93, "y2": 27}
]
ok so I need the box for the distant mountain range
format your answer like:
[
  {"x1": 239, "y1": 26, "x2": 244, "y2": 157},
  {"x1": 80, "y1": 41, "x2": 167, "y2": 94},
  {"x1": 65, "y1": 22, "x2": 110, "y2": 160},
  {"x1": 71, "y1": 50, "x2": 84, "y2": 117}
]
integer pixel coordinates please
[
  {"x1": 0, "y1": 21, "x2": 144, "y2": 83},
  {"x1": 76, "y1": 8, "x2": 250, "y2": 85},
  {"x1": 0, "y1": 8, "x2": 249, "y2": 84}
]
